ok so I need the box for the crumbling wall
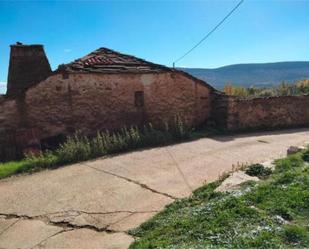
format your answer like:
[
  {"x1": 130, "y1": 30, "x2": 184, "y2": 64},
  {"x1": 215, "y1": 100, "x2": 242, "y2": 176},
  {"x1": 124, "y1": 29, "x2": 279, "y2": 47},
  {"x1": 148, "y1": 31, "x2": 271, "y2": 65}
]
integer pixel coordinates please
[
  {"x1": 226, "y1": 95, "x2": 309, "y2": 130},
  {"x1": 9, "y1": 71, "x2": 212, "y2": 143},
  {"x1": 0, "y1": 70, "x2": 212, "y2": 160}
]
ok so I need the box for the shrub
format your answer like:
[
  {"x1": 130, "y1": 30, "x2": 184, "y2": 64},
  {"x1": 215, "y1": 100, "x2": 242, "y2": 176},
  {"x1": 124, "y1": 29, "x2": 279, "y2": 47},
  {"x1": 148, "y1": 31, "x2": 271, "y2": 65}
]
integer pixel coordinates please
[
  {"x1": 141, "y1": 124, "x2": 172, "y2": 146},
  {"x1": 25, "y1": 151, "x2": 59, "y2": 170},
  {"x1": 0, "y1": 117, "x2": 192, "y2": 179},
  {"x1": 223, "y1": 79, "x2": 309, "y2": 99},
  {"x1": 56, "y1": 132, "x2": 92, "y2": 164},
  {"x1": 282, "y1": 225, "x2": 308, "y2": 246},
  {"x1": 53, "y1": 117, "x2": 190, "y2": 165},
  {"x1": 275, "y1": 171, "x2": 298, "y2": 185},
  {"x1": 275, "y1": 154, "x2": 303, "y2": 172},
  {"x1": 273, "y1": 206, "x2": 294, "y2": 221},
  {"x1": 302, "y1": 150, "x2": 309, "y2": 162},
  {"x1": 245, "y1": 164, "x2": 272, "y2": 178},
  {"x1": 168, "y1": 115, "x2": 190, "y2": 140}
]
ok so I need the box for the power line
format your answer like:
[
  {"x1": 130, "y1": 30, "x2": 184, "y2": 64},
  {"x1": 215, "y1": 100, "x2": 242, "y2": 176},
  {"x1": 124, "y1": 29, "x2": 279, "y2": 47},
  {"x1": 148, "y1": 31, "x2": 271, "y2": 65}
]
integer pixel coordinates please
[
  {"x1": 173, "y1": 0, "x2": 245, "y2": 67},
  {"x1": 165, "y1": 147, "x2": 193, "y2": 192}
]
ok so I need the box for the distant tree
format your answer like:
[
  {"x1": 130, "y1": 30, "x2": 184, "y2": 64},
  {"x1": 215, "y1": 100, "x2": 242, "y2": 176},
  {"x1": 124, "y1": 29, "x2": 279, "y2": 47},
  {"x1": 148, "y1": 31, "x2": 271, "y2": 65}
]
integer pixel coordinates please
[
  {"x1": 223, "y1": 83, "x2": 233, "y2": 95},
  {"x1": 296, "y1": 79, "x2": 309, "y2": 94},
  {"x1": 223, "y1": 79, "x2": 309, "y2": 99}
]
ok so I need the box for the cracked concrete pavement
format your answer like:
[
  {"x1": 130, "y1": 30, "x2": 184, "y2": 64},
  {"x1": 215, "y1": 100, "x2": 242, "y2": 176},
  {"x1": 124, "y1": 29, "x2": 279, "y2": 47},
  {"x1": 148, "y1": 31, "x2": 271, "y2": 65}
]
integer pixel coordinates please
[{"x1": 0, "y1": 128, "x2": 308, "y2": 249}]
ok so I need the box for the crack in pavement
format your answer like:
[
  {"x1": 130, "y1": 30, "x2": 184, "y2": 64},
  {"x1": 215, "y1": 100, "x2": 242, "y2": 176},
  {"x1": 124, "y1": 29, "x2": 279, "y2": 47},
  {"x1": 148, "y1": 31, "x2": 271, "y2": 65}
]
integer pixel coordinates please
[
  {"x1": 0, "y1": 209, "x2": 158, "y2": 235},
  {"x1": 83, "y1": 162, "x2": 179, "y2": 200},
  {"x1": 0, "y1": 218, "x2": 20, "y2": 236},
  {"x1": 29, "y1": 229, "x2": 73, "y2": 249},
  {"x1": 106, "y1": 213, "x2": 135, "y2": 230},
  {"x1": 0, "y1": 212, "x2": 121, "y2": 236},
  {"x1": 29, "y1": 228, "x2": 134, "y2": 249},
  {"x1": 31, "y1": 229, "x2": 135, "y2": 249},
  {"x1": 165, "y1": 147, "x2": 193, "y2": 192},
  {"x1": 1, "y1": 211, "x2": 139, "y2": 249},
  {"x1": 75, "y1": 210, "x2": 159, "y2": 215},
  {"x1": 0, "y1": 210, "x2": 159, "y2": 220},
  {"x1": 48, "y1": 220, "x2": 119, "y2": 233}
]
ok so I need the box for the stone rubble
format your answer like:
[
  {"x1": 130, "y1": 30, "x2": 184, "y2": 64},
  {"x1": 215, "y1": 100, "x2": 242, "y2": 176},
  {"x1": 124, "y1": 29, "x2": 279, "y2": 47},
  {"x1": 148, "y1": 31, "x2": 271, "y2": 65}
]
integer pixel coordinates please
[
  {"x1": 215, "y1": 171, "x2": 259, "y2": 193},
  {"x1": 287, "y1": 145, "x2": 305, "y2": 155}
]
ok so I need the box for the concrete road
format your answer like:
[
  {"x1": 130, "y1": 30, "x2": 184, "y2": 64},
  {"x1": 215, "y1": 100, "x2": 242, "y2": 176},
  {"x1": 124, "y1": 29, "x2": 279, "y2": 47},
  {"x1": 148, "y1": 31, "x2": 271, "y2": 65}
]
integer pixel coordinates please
[{"x1": 0, "y1": 128, "x2": 308, "y2": 249}]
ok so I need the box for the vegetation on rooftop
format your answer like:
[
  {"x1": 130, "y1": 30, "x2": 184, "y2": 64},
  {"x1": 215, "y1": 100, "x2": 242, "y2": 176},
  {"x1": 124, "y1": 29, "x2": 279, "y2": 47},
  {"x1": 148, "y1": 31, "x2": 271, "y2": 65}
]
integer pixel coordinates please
[
  {"x1": 224, "y1": 79, "x2": 309, "y2": 99},
  {"x1": 129, "y1": 149, "x2": 309, "y2": 249}
]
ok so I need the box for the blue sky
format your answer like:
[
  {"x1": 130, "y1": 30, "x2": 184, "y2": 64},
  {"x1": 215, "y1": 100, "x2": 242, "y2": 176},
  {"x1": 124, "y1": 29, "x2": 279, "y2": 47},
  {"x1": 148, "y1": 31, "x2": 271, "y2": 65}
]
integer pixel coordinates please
[{"x1": 1, "y1": 0, "x2": 309, "y2": 93}]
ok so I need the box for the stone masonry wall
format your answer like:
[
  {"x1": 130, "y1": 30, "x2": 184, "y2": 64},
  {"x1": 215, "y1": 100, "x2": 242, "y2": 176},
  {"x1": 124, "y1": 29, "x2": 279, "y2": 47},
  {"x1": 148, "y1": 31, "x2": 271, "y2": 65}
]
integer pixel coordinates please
[
  {"x1": 7, "y1": 44, "x2": 51, "y2": 96},
  {"x1": 0, "y1": 97, "x2": 19, "y2": 131},
  {"x1": 0, "y1": 96, "x2": 20, "y2": 160},
  {"x1": 2, "y1": 69, "x2": 309, "y2": 161},
  {"x1": 226, "y1": 95, "x2": 309, "y2": 130},
  {"x1": 24, "y1": 72, "x2": 211, "y2": 140},
  {"x1": 142, "y1": 72, "x2": 211, "y2": 126},
  {"x1": 0, "y1": 71, "x2": 212, "y2": 160}
]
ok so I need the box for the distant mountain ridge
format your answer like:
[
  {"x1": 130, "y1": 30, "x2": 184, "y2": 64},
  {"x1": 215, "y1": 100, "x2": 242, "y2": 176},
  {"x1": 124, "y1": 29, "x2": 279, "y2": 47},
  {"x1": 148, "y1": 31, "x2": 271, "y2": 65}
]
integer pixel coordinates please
[{"x1": 180, "y1": 61, "x2": 309, "y2": 90}]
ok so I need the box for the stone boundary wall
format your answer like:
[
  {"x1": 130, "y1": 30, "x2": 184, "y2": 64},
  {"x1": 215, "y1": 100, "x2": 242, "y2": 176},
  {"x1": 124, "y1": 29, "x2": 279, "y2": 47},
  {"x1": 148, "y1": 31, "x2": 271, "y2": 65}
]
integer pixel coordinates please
[
  {"x1": 210, "y1": 92, "x2": 230, "y2": 127},
  {"x1": 226, "y1": 94, "x2": 309, "y2": 130}
]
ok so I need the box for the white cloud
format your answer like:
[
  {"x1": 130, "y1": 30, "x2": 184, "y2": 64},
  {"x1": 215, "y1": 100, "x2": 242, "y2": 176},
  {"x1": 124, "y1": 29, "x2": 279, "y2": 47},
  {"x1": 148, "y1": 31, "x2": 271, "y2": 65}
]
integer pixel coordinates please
[
  {"x1": 0, "y1": 82, "x2": 6, "y2": 94},
  {"x1": 64, "y1": 49, "x2": 72, "y2": 53},
  {"x1": 0, "y1": 82, "x2": 7, "y2": 87}
]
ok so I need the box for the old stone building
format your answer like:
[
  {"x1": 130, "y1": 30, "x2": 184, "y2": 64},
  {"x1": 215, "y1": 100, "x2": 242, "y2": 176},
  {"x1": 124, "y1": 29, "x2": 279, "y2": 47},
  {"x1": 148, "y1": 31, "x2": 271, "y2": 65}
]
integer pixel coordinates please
[
  {"x1": 1, "y1": 43, "x2": 309, "y2": 161},
  {"x1": 0, "y1": 43, "x2": 217, "y2": 160}
]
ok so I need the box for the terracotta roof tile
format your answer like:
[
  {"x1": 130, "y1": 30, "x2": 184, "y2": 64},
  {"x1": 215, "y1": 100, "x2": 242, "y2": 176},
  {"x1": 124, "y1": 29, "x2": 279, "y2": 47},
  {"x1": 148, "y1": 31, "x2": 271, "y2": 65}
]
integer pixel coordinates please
[{"x1": 58, "y1": 47, "x2": 171, "y2": 74}]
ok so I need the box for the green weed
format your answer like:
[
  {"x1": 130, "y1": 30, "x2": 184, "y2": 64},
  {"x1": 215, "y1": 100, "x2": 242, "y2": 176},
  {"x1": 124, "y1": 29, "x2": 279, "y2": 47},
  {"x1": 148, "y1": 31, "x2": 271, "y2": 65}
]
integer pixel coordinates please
[
  {"x1": 129, "y1": 149, "x2": 309, "y2": 249},
  {"x1": 0, "y1": 117, "x2": 191, "y2": 179},
  {"x1": 245, "y1": 163, "x2": 272, "y2": 178}
]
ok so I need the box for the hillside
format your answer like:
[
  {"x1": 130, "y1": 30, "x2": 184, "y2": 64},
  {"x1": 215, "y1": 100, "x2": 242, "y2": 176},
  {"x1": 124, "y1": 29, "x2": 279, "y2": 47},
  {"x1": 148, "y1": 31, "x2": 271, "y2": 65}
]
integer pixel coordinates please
[{"x1": 180, "y1": 61, "x2": 309, "y2": 90}]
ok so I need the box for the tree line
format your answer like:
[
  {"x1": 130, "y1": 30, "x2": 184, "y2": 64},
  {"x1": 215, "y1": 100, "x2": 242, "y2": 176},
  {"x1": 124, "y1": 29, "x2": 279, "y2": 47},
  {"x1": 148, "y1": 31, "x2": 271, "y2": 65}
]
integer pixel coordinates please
[{"x1": 223, "y1": 79, "x2": 309, "y2": 99}]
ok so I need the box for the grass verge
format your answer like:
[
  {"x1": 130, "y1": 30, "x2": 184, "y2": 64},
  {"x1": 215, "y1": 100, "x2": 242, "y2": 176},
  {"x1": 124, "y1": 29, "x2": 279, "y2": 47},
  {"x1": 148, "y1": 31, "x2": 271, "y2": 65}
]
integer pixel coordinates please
[
  {"x1": 0, "y1": 160, "x2": 30, "y2": 179},
  {"x1": 129, "y1": 149, "x2": 309, "y2": 249}
]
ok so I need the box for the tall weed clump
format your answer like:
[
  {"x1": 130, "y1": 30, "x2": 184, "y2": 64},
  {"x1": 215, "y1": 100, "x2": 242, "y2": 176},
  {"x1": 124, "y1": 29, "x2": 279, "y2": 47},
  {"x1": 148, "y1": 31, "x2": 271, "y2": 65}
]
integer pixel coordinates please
[
  {"x1": 54, "y1": 116, "x2": 190, "y2": 165},
  {"x1": 168, "y1": 115, "x2": 190, "y2": 140},
  {"x1": 24, "y1": 151, "x2": 59, "y2": 170},
  {"x1": 0, "y1": 116, "x2": 192, "y2": 178},
  {"x1": 56, "y1": 132, "x2": 92, "y2": 164}
]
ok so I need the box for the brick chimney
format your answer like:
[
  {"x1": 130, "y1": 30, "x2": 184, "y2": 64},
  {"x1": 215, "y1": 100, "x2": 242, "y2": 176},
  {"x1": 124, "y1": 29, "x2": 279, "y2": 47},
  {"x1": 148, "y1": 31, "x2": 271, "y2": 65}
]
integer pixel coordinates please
[{"x1": 6, "y1": 42, "x2": 52, "y2": 96}]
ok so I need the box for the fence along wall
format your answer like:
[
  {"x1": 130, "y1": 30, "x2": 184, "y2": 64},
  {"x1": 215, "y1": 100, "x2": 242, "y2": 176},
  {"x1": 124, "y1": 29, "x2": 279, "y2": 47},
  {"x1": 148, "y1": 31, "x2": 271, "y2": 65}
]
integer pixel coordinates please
[{"x1": 226, "y1": 94, "x2": 309, "y2": 130}]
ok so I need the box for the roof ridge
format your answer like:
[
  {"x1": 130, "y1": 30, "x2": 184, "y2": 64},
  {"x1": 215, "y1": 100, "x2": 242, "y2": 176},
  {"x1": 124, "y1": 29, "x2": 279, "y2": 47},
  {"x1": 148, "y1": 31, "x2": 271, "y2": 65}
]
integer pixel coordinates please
[
  {"x1": 93, "y1": 47, "x2": 168, "y2": 68},
  {"x1": 57, "y1": 46, "x2": 171, "y2": 73}
]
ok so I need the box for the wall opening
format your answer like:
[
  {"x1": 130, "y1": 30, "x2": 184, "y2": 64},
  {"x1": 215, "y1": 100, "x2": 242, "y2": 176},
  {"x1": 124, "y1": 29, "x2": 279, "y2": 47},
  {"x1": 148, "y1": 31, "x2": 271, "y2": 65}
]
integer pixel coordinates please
[
  {"x1": 135, "y1": 91, "x2": 144, "y2": 107},
  {"x1": 40, "y1": 134, "x2": 66, "y2": 151},
  {"x1": 62, "y1": 72, "x2": 69, "y2": 79}
]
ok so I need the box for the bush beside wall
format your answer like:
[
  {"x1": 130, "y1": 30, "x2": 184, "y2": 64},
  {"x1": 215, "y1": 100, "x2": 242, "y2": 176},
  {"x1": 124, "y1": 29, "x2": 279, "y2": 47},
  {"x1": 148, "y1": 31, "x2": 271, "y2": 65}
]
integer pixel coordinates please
[{"x1": 0, "y1": 117, "x2": 191, "y2": 178}]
